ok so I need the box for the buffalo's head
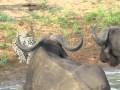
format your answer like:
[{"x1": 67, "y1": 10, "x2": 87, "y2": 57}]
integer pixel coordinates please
[
  {"x1": 16, "y1": 33, "x2": 83, "y2": 58},
  {"x1": 92, "y1": 26, "x2": 119, "y2": 66}
]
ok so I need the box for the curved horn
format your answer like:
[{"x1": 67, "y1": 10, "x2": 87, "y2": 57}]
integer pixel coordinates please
[
  {"x1": 16, "y1": 35, "x2": 50, "y2": 52},
  {"x1": 91, "y1": 27, "x2": 109, "y2": 46},
  {"x1": 55, "y1": 33, "x2": 83, "y2": 51}
]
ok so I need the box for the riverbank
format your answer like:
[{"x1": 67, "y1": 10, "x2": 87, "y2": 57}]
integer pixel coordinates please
[{"x1": 0, "y1": 0, "x2": 120, "y2": 89}]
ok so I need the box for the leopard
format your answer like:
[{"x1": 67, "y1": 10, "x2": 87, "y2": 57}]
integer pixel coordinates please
[{"x1": 12, "y1": 21, "x2": 36, "y2": 64}]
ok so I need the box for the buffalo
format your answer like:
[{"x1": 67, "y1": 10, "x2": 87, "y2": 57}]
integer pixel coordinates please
[
  {"x1": 92, "y1": 26, "x2": 120, "y2": 66},
  {"x1": 16, "y1": 33, "x2": 110, "y2": 90}
]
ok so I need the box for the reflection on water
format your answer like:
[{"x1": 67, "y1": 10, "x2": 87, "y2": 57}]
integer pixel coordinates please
[
  {"x1": 105, "y1": 70, "x2": 120, "y2": 90},
  {"x1": 0, "y1": 70, "x2": 120, "y2": 90}
]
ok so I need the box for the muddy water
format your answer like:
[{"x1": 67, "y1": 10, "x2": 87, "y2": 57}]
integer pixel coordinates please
[
  {"x1": 0, "y1": 70, "x2": 120, "y2": 90},
  {"x1": 0, "y1": 79, "x2": 24, "y2": 90},
  {"x1": 105, "y1": 69, "x2": 120, "y2": 90}
]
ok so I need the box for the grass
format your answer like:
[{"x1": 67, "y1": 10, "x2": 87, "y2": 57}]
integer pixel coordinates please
[
  {"x1": 53, "y1": 16, "x2": 72, "y2": 28},
  {"x1": 38, "y1": 0, "x2": 48, "y2": 5},
  {"x1": 31, "y1": 13, "x2": 52, "y2": 24},
  {"x1": 0, "y1": 23, "x2": 12, "y2": 30},
  {"x1": 0, "y1": 52, "x2": 8, "y2": 66},
  {"x1": 20, "y1": 16, "x2": 31, "y2": 21},
  {"x1": 84, "y1": 7, "x2": 120, "y2": 29},
  {"x1": 0, "y1": 23, "x2": 16, "y2": 43},
  {"x1": 0, "y1": 12, "x2": 16, "y2": 22},
  {"x1": 72, "y1": 22, "x2": 82, "y2": 32},
  {"x1": 31, "y1": 2, "x2": 82, "y2": 32},
  {"x1": 84, "y1": 7, "x2": 104, "y2": 23},
  {"x1": 83, "y1": 0, "x2": 88, "y2": 2},
  {"x1": 0, "y1": 24, "x2": 16, "y2": 34},
  {"x1": 52, "y1": 15, "x2": 82, "y2": 31},
  {"x1": 0, "y1": 42, "x2": 8, "y2": 49},
  {"x1": 6, "y1": 29, "x2": 16, "y2": 36},
  {"x1": 96, "y1": 0, "x2": 102, "y2": 3},
  {"x1": 0, "y1": 52, "x2": 13, "y2": 68},
  {"x1": 31, "y1": 12, "x2": 82, "y2": 32},
  {"x1": 0, "y1": 23, "x2": 16, "y2": 49},
  {"x1": 102, "y1": 9, "x2": 120, "y2": 26},
  {"x1": 47, "y1": 6, "x2": 62, "y2": 14}
]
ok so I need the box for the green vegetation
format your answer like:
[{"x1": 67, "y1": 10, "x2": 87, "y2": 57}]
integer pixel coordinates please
[
  {"x1": 48, "y1": 6, "x2": 62, "y2": 14},
  {"x1": 31, "y1": 12, "x2": 82, "y2": 32},
  {"x1": 0, "y1": 12, "x2": 16, "y2": 22},
  {"x1": 84, "y1": 7, "x2": 120, "y2": 28},
  {"x1": 38, "y1": 0, "x2": 48, "y2": 4},
  {"x1": 84, "y1": 7, "x2": 104, "y2": 24},
  {"x1": 0, "y1": 52, "x2": 8, "y2": 66},
  {"x1": 72, "y1": 22, "x2": 82, "y2": 32},
  {"x1": 96, "y1": 0, "x2": 102, "y2": 3},
  {"x1": 0, "y1": 23, "x2": 16, "y2": 35},
  {"x1": 31, "y1": 13, "x2": 52, "y2": 24},
  {"x1": 83, "y1": 0, "x2": 88, "y2": 2},
  {"x1": 0, "y1": 23, "x2": 16, "y2": 43},
  {"x1": 20, "y1": 16, "x2": 30, "y2": 21},
  {"x1": 6, "y1": 29, "x2": 16, "y2": 36},
  {"x1": 0, "y1": 23, "x2": 12, "y2": 30},
  {"x1": 0, "y1": 42, "x2": 8, "y2": 49},
  {"x1": 102, "y1": 9, "x2": 120, "y2": 26}
]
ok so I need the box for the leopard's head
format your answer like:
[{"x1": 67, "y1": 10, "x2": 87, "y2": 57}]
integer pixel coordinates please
[{"x1": 16, "y1": 21, "x2": 34, "y2": 38}]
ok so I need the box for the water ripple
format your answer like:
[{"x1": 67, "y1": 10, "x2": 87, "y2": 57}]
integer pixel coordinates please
[{"x1": 105, "y1": 70, "x2": 120, "y2": 90}]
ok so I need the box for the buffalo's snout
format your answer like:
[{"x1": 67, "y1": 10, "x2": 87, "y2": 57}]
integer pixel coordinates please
[{"x1": 100, "y1": 52, "x2": 109, "y2": 63}]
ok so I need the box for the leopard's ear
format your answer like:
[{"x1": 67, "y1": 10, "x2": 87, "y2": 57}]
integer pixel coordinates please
[{"x1": 19, "y1": 21, "x2": 25, "y2": 26}]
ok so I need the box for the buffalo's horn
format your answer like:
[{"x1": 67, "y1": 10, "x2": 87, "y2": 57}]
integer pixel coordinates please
[
  {"x1": 55, "y1": 33, "x2": 83, "y2": 51},
  {"x1": 16, "y1": 35, "x2": 50, "y2": 52},
  {"x1": 92, "y1": 27, "x2": 109, "y2": 46}
]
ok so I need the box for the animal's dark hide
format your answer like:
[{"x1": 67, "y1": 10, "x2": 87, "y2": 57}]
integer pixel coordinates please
[
  {"x1": 23, "y1": 40, "x2": 73, "y2": 90},
  {"x1": 92, "y1": 26, "x2": 120, "y2": 66},
  {"x1": 23, "y1": 40, "x2": 110, "y2": 90},
  {"x1": 16, "y1": 34, "x2": 110, "y2": 90},
  {"x1": 109, "y1": 29, "x2": 120, "y2": 50}
]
